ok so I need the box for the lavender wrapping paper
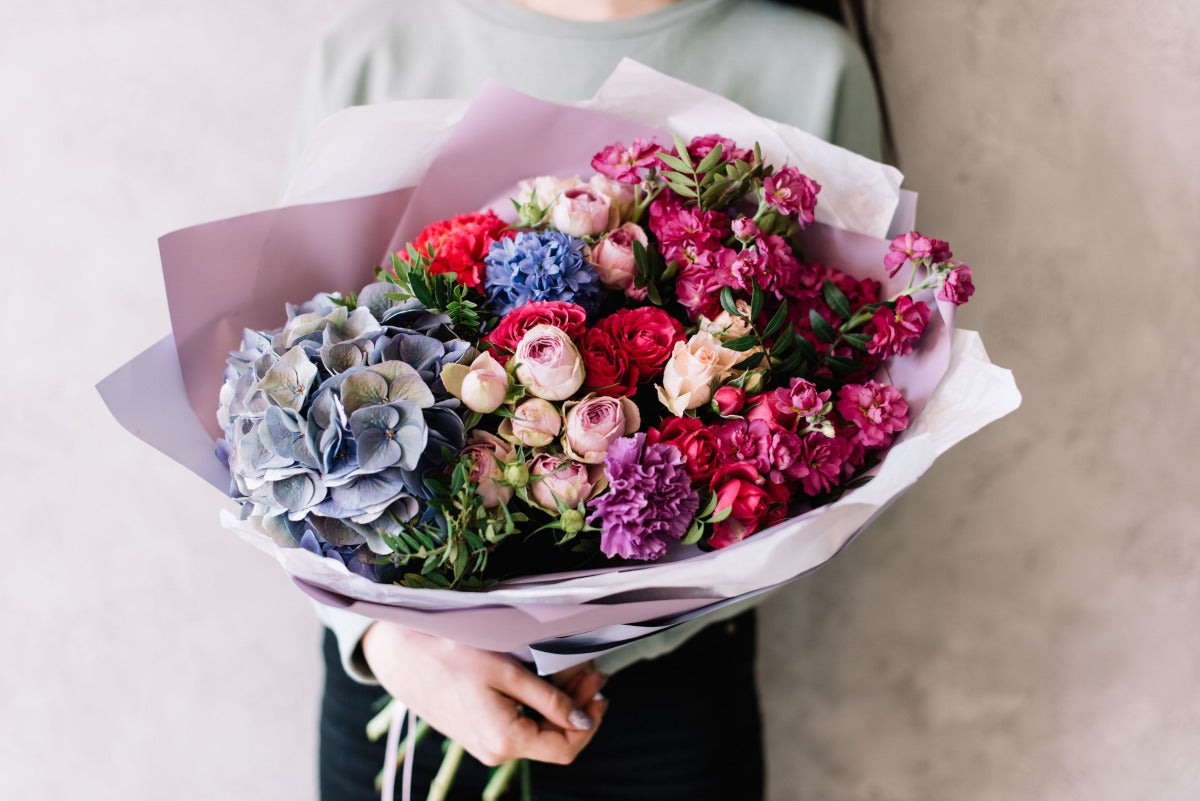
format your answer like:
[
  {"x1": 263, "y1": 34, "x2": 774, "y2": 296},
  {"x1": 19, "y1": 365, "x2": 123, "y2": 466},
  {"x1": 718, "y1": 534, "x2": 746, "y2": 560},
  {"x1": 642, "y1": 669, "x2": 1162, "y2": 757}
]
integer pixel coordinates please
[{"x1": 98, "y1": 61, "x2": 1020, "y2": 673}]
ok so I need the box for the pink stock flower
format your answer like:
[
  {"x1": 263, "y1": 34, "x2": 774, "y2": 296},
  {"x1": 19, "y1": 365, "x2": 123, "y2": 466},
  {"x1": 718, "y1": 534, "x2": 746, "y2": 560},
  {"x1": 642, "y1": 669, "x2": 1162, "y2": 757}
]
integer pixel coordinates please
[
  {"x1": 793, "y1": 432, "x2": 848, "y2": 496},
  {"x1": 675, "y1": 261, "x2": 733, "y2": 320},
  {"x1": 938, "y1": 264, "x2": 975, "y2": 306},
  {"x1": 686, "y1": 134, "x2": 752, "y2": 164},
  {"x1": 731, "y1": 217, "x2": 759, "y2": 240},
  {"x1": 836, "y1": 380, "x2": 909, "y2": 449},
  {"x1": 591, "y1": 138, "x2": 661, "y2": 185},
  {"x1": 883, "y1": 231, "x2": 953, "y2": 277},
  {"x1": 648, "y1": 195, "x2": 729, "y2": 265},
  {"x1": 865, "y1": 295, "x2": 932, "y2": 358},
  {"x1": 773, "y1": 378, "x2": 829, "y2": 417},
  {"x1": 763, "y1": 166, "x2": 820, "y2": 226},
  {"x1": 715, "y1": 418, "x2": 773, "y2": 475}
]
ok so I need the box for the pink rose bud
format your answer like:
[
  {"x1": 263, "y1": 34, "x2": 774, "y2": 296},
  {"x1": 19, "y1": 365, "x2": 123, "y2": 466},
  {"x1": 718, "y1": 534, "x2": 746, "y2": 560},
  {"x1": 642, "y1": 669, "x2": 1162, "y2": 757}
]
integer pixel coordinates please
[
  {"x1": 731, "y1": 217, "x2": 759, "y2": 241},
  {"x1": 590, "y1": 222, "x2": 648, "y2": 290},
  {"x1": 528, "y1": 453, "x2": 594, "y2": 512},
  {"x1": 514, "y1": 324, "x2": 586, "y2": 401},
  {"x1": 550, "y1": 185, "x2": 612, "y2": 238},
  {"x1": 712, "y1": 386, "x2": 746, "y2": 416},
  {"x1": 461, "y1": 431, "x2": 515, "y2": 508},
  {"x1": 501, "y1": 398, "x2": 562, "y2": 448},
  {"x1": 441, "y1": 351, "x2": 509, "y2": 413},
  {"x1": 563, "y1": 394, "x2": 641, "y2": 464}
]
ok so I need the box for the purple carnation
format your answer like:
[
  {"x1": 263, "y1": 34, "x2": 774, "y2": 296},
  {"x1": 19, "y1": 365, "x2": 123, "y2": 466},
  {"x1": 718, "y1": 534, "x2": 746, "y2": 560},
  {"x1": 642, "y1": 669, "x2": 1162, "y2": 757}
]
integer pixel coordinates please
[{"x1": 588, "y1": 434, "x2": 700, "y2": 561}]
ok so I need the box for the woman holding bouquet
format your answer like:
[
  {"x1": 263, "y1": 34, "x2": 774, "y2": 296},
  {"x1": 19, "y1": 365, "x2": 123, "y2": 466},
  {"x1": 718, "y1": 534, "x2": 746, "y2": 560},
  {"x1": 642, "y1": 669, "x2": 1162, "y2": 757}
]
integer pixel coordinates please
[{"x1": 297, "y1": 1, "x2": 888, "y2": 798}]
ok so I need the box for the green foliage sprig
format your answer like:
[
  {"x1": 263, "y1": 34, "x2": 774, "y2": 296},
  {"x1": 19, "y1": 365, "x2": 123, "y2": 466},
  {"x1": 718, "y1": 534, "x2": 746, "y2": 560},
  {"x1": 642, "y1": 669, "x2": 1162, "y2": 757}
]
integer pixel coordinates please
[{"x1": 380, "y1": 247, "x2": 484, "y2": 338}]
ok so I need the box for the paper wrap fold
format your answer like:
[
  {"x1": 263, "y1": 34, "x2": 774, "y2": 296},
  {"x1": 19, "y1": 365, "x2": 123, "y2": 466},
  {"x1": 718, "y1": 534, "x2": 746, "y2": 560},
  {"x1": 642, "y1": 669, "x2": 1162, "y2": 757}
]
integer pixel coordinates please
[{"x1": 98, "y1": 61, "x2": 1020, "y2": 674}]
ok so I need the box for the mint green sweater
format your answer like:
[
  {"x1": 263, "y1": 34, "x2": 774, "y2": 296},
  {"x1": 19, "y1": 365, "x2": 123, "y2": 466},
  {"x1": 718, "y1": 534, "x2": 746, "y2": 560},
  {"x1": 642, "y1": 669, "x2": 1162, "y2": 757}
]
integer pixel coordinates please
[{"x1": 296, "y1": 0, "x2": 883, "y2": 682}]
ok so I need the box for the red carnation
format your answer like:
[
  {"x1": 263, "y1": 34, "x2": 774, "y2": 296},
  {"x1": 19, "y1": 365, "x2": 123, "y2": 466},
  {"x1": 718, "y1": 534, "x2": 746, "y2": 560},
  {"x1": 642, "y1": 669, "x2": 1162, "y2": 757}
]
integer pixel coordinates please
[{"x1": 403, "y1": 211, "x2": 513, "y2": 290}]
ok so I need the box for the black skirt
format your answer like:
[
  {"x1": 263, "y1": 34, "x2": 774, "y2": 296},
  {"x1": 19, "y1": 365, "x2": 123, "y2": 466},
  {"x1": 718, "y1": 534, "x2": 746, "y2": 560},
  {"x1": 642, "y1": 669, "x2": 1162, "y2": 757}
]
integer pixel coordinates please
[{"x1": 319, "y1": 611, "x2": 764, "y2": 801}]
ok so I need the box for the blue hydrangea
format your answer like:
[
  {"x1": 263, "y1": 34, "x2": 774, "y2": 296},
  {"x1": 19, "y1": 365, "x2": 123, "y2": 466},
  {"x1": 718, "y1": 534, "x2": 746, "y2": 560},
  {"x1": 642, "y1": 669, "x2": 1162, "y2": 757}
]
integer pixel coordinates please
[{"x1": 484, "y1": 230, "x2": 600, "y2": 317}]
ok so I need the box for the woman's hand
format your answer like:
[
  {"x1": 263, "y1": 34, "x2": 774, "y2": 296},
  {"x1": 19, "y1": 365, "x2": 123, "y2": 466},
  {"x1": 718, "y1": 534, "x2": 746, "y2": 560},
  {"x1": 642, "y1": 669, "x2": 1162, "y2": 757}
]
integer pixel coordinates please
[{"x1": 362, "y1": 621, "x2": 608, "y2": 766}]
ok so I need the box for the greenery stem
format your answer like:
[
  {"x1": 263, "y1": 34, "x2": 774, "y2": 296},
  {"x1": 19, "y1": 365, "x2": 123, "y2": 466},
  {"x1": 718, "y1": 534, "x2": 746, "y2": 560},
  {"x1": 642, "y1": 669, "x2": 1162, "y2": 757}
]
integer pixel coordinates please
[{"x1": 482, "y1": 759, "x2": 522, "y2": 801}]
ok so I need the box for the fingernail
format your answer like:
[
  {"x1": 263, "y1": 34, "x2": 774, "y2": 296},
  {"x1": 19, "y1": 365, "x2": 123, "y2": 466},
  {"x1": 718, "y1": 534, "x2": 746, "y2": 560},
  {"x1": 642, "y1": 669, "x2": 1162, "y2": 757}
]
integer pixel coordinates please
[
  {"x1": 592, "y1": 691, "x2": 606, "y2": 702},
  {"x1": 568, "y1": 708, "x2": 594, "y2": 730}
]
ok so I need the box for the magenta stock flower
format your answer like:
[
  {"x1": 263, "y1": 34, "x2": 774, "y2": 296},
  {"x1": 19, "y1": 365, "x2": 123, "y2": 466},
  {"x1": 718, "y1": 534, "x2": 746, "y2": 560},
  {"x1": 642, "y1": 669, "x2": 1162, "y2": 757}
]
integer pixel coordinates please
[
  {"x1": 773, "y1": 377, "x2": 829, "y2": 417},
  {"x1": 836, "y1": 380, "x2": 909, "y2": 449},
  {"x1": 866, "y1": 295, "x2": 932, "y2": 358},
  {"x1": 591, "y1": 138, "x2": 661, "y2": 185},
  {"x1": 938, "y1": 264, "x2": 975, "y2": 306},
  {"x1": 648, "y1": 195, "x2": 729, "y2": 265},
  {"x1": 686, "y1": 134, "x2": 752, "y2": 164},
  {"x1": 588, "y1": 434, "x2": 699, "y2": 561},
  {"x1": 763, "y1": 166, "x2": 820, "y2": 226},
  {"x1": 793, "y1": 432, "x2": 848, "y2": 496},
  {"x1": 715, "y1": 418, "x2": 773, "y2": 475},
  {"x1": 883, "y1": 231, "x2": 953, "y2": 277}
]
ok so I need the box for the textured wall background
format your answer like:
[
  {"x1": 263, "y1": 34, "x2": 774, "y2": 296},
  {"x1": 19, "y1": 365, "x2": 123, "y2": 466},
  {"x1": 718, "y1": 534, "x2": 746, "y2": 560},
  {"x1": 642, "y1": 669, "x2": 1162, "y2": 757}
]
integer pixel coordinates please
[{"x1": 2, "y1": 2, "x2": 1196, "y2": 799}]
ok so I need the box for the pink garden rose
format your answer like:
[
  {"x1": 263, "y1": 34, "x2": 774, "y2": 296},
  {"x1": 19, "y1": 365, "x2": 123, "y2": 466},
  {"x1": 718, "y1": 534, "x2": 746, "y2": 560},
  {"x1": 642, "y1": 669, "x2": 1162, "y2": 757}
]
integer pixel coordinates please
[
  {"x1": 514, "y1": 324, "x2": 586, "y2": 401},
  {"x1": 528, "y1": 453, "x2": 595, "y2": 512},
  {"x1": 461, "y1": 431, "x2": 515, "y2": 508},
  {"x1": 563, "y1": 394, "x2": 641, "y2": 464},
  {"x1": 550, "y1": 185, "x2": 612, "y2": 238},
  {"x1": 589, "y1": 222, "x2": 648, "y2": 290},
  {"x1": 713, "y1": 386, "x2": 747, "y2": 416}
]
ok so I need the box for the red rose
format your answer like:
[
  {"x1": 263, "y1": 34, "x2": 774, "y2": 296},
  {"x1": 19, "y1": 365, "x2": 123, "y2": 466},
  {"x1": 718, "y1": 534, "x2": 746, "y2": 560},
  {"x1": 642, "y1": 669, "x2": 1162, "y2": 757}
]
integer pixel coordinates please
[
  {"x1": 648, "y1": 417, "x2": 722, "y2": 484},
  {"x1": 579, "y1": 328, "x2": 638, "y2": 397},
  {"x1": 403, "y1": 211, "x2": 513, "y2": 290},
  {"x1": 484, "y1": 301, "x2": 588, "y2": 357},
  {"x1": 707, "y1": 463, "x2": 772, "y2": 549},
  {"x1": 596, "y1": 307, "x2": 685, "y2": 384}
]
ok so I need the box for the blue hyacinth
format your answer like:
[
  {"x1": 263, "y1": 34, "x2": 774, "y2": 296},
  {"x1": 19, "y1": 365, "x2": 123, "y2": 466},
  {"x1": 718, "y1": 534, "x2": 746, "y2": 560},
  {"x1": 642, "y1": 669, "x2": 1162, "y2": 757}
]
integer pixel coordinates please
[{"x1": 483, "y1": 230, "x2": 600, "y2": 317}]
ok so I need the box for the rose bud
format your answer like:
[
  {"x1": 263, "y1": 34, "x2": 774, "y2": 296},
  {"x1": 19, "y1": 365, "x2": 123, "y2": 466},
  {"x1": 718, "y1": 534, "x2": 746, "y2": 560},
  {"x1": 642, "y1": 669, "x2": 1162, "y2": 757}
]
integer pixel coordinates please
[
  {"x1": 528, "y1": 453, "x2": 595, "y2": 513},
  {"x1": 499, "y1": 398, "x2": 562, "y2": 448},
  {"x1": 588, "y1": 174, "x2": 637, "y2": 225},
  {"x1": 712, "y1": 386, "x2": 746, "y2": 416},
  {"x1": 515, "y1": 175, "x2": 584, "y2": 208},
  {"x1": 461, "y1": 431, "x2": 515, "y2": 508},
  {"x1": 514, "y1": 324, "x2": 586, "y2": 401},
  {"x1": 589, "y1": 222, "x2": 648, "y2": 290},
  {"x1": 563, "y1": 394, "x2": 641, "y2": 464},
  {"x1": 550, "y1": 185, "x2": 612, "y2": 238},
  {"x1": 440, "y1": 351, "x2": 509, "y2": 413}
]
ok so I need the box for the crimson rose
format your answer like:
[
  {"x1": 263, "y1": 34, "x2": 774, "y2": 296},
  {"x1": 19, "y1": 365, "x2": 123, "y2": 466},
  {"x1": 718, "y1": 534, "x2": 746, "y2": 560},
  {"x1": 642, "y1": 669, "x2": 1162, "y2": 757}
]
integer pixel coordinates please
[
  {"x1": 596, "y1": 307, "x2": 684, "y2": 384},
  {"x1": 579, "y1": 328, "x2": 638, "y2": 397},
  {"x1": 647, "y1": 417, "x2": 722, "y2": 484}
]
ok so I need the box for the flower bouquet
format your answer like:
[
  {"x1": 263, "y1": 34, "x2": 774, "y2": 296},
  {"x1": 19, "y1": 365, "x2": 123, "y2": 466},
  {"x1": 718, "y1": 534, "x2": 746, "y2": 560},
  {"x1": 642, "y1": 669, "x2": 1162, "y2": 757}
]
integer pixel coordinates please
[{"x1": 98, "y1": 61, "x2": 1019, "y2": 801}]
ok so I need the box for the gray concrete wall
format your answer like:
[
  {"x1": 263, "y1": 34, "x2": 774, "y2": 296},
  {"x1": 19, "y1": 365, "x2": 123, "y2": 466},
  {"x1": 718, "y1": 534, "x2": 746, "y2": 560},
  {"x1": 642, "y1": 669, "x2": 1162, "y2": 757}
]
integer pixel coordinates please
[{"x1": 2, "y1": 2, "x2": 1196, "y2": 799}]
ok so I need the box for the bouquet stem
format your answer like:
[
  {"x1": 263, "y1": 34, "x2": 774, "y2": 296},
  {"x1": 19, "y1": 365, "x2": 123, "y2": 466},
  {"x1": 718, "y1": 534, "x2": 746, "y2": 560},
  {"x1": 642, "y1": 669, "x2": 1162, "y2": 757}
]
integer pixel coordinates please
[
  {"x1": 427, "y1": 740, "x2": 465, "y2": 801},
  {"x1": 482, "y1": 759, "x2": 522, "y2": 801}
]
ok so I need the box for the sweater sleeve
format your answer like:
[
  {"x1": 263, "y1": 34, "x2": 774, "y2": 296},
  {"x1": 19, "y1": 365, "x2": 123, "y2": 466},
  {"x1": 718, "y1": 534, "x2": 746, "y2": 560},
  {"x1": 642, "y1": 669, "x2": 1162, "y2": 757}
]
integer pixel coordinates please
[{"x1": 310, "y1": 601, "x2": 379, "y2": 685}]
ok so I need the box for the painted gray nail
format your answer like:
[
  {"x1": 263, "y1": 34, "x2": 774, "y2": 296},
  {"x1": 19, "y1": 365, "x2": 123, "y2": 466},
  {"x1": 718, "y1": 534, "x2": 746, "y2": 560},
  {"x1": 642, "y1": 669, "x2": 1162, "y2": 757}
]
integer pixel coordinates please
[{"x1": 568, "y1": 709, "x2": 594, "y2": 730}]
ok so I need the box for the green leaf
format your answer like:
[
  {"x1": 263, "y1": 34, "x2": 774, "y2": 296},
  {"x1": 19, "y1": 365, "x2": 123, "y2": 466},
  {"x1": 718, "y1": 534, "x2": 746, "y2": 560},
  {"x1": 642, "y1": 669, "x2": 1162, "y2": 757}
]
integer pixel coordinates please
[
  {"x1": 681, "y1": 520, "x2": 705, "y2": 546},
  {"x1": 671, "y1": 133, "x2": 695, "y2": 169},
  {"x1": 664, "y1": 179, "x2": 698, "y2": 199},
  {"x1": 657, "y1": 152, "x2": 692, "y2": 173},
  {"x1": 809, "y1": 310, "x2": 837, "y2": 344},
  {"x1": 722, "y1": 335, "x2": 758, "y2": 352},
  {"x1": 710, "y1": 504, "x2": 732, "y2": 523},
  {"x1": 822, "y1": 281, "x2": 853, "y2": 320},
  {"x1": 763, "y1": 299, "x2": 789, "y2": 338},
  {"x1": 734, "y1": 351, "x2": 765, "y2": 370},
  {"x1": 694, "y1": 143, "x2": 725, "y2": 174},
  {"x1": 750, "y1": 284, "x2": 764, "y2": 322},
  {"x1": 773, "y1": 324, "x2": 797, "y2": 353},
  {"x1": 720, "y1": 287, "x2": 743, "y2": 318},
  {"x1": 843, "y1": 332, "x2": 871, "y2": 351},
  {"x1": 697, "y1": 492, "x2": 718, "y2": 518},
  {"x1": 826, "y1": 355, "x2": 862, "y2": 373}
]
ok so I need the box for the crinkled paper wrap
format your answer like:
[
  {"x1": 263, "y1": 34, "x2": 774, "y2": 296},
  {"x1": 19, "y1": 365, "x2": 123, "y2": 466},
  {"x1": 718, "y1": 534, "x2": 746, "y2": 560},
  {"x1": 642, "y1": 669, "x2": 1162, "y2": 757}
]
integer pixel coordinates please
[{"x1": 98, "y1": 60, "x2": 1020, "y2": 673}]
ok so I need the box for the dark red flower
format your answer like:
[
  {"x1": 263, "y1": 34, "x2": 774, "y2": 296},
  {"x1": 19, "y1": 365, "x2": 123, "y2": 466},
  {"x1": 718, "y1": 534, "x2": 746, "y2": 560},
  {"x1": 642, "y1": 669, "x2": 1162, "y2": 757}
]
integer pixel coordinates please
[
  {"x1": 596, "y1": 307, "x2": 685, "y2": 384},
  {"x1": 579, "y1": 327, "x2": 638, "y2": 397}
]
